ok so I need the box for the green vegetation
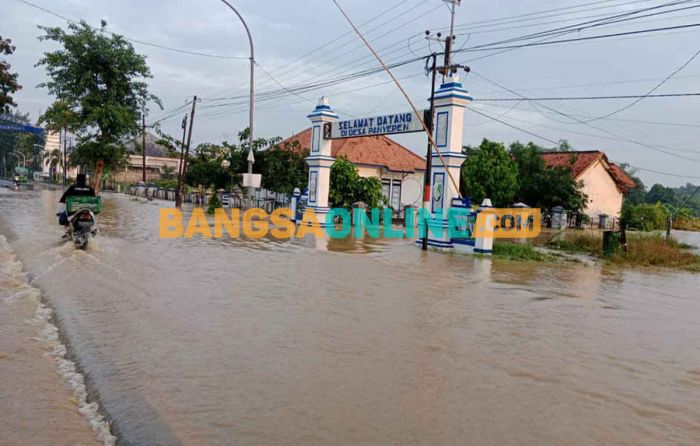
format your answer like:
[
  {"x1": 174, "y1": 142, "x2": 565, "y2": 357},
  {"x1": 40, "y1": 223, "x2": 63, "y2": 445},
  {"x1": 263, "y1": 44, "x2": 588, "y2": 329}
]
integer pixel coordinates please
[
  {"x1": 330, "y1": 157, "x2": 385, "y2": 209},
  {"x1": 614, "y1": 163, "x2": 700, "y2": 232},
  {"x1": 0, "y1": 109, "x2": 45, "y2": 177},
  {"x1": 547, "y1": 231, "x2": 700, "y2": 271},
  {"x1": 207, "y1": 191, "x2": 222, "y2": 215},
  {"x1": 492, "y1": 242, "x2": 559, "y2": 262},
  {"x1": 509, "y1": 141, "x2": 588, "y2": 213},
  {"x1": 154, "y1": 178, "x2": 178, "y2": 189},
  {"x1": 461, "y1": 139, "x2": 518, "y2": 207},
  {"x1": 621, "y1": 202, "x2": 669, "y2": 231},
  {"x1": 261, "y1": 140, "x2": 308, "y2": 194},
  {"x1": 1, "y1": 34, "x2": 21, "y2": 113},
  {"x1": 547, "y1": 232, "x2": 603, "y2": 255},
  {"x1": 674, "y1": 217, "x2": 700, "y2": 231},
  {"x1": 460, "y1": 139, "x2": 587, "y2": 211},
  {"x1": 36, "y1": 21, "x2": 160, "y2": 192},
  {"x1": 184, "y1": 129, "x2": 284, "y2": 191}
]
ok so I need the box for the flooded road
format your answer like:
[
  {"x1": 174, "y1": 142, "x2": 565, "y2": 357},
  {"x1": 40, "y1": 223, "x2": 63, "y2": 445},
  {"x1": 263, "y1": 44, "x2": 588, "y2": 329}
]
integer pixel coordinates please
[{"x1": 1, "y1": 188, "x2": 699, "y2": 446}]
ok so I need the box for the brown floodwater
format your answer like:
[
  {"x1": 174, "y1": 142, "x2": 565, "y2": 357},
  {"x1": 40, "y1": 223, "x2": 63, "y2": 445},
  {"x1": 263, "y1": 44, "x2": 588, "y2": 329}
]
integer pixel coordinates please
[{"x1": 1, "y1": 188, "x2": 699, "y2": 446}]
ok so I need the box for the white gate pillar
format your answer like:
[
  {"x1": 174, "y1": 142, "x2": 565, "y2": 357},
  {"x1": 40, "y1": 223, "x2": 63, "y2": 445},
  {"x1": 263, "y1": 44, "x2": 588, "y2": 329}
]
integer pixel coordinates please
[
  {"x1": 305, "y1": 96, "x2": 338, "y2": 227},
  {"x1": 426, "y1": 75, "x2": 472, "y2": 249}
]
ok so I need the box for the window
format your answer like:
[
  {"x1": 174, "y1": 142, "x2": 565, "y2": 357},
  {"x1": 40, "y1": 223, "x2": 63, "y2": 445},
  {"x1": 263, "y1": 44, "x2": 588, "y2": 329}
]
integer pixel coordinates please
[
  {"x1": 308, "y1": 170, "x2": 318, "y2": 203},
  {"x1": 381, "y1": 179, "x2": 391, "y2": 203},
  {"x1": 390, "y1": 180, "x2": 401, "y2": 210},
  {"x1": 312, "y1": 126, "x2": 320, "y2": 153},
  {"x1": 435, "y1": 111, "x2": 448, "y2": 148}
]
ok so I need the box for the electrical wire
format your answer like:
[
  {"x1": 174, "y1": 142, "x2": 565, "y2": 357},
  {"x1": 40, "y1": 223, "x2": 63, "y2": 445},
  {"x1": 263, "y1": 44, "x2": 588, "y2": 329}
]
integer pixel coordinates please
[
  {"x1": 582, "y1": 47, "x2": 700, "y2": 121},
  {"x1": 471, "y1": 70, "x2": 700, "y2": 162},
  {"x1": 13, "y1": 0, "x2": 248, "y2": 60}
]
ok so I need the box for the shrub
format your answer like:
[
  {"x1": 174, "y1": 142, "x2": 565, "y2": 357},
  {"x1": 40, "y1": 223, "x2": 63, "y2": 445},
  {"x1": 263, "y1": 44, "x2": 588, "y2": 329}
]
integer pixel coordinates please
[{"x1": 621, "y1": 202, "x2": 669, "y2": 231}]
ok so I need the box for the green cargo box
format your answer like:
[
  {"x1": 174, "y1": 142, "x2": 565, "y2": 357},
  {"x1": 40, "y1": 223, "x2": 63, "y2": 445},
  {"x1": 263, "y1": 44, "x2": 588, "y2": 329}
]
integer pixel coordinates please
[{"x1": 66, "y1": 196, "x2": 102, "y2": 214}]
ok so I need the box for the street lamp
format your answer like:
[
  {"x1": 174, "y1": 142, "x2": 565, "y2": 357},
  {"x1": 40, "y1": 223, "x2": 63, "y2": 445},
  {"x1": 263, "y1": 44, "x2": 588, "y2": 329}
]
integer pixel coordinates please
[{"x1": 218, "y1": 0, "x2": 255, "y2": 207}]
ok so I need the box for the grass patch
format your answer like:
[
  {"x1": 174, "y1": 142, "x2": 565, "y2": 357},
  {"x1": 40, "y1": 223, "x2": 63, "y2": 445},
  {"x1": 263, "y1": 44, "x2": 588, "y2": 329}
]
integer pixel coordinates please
[
  {"x1": 493, "y1": 242, "x2": 554, "y2": 262},
  {"x1": 609, "y1": 235, "x2": 700, "y2": 271},
  {"x1": 674, "y1": 217, "x2": 700, "y2": 232},
  {"x1": 547, "y1": 232, "x2": 602, "y2": 255},
  {"x1": 547, "y1": 230, "x2": 700, "y2": 271}
]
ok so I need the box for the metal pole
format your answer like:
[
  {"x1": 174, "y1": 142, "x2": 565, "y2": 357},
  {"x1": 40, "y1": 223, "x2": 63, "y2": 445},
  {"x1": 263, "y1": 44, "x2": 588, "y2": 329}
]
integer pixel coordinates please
[
  {"x1": 422, "y1": 54, "x2": 438, "y2": 251},
  {"x1": 175, "y1": 114, "x2": 188, "y2": 207},
  {"x1": 218, "y1": 0, "x2": 255, "y2": 206},
  {"x1": 142, "y1": 113, "x2": 147, "y2": 183},
  {"x1": 441, "y1": 0, "x2": 459, "y2": 81},
  {"x1": 62, "y1": 127, "x2": 67, "y2": 187},
  {"x1": 181, "y1": 96, "x2": 198, "y2": 206}
]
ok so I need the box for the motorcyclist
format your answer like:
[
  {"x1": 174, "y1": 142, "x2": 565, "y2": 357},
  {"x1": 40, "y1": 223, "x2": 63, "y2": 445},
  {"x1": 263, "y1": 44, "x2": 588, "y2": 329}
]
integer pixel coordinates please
[{"x1": 58, "y1": 174, "x2": 96, "y2": 226}]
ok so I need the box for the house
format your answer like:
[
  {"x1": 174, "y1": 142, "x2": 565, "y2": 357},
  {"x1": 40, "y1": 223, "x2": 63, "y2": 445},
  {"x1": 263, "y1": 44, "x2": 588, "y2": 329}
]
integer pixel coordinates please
[
  {"x1": 113, "y1": 132, "x2": 182, "y2": 183},
  {"x1": 281, "y1": 128, "x2": 426, "y2": 211},
  {"x1": 541, "y1": 150, "x2": 636, "y2": 218}
]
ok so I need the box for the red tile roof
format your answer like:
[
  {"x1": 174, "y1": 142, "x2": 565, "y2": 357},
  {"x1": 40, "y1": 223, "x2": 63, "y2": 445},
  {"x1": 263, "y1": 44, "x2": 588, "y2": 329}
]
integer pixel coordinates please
[
  {"x1": 541, "y1": 150, "x2": 636, "y2": 192},
  {"x1": 280, "y1": 128, "x2": 425, "y2": 173},
  {"x1": 608, "y1": 163, "x2": 637, "y2": 191}
]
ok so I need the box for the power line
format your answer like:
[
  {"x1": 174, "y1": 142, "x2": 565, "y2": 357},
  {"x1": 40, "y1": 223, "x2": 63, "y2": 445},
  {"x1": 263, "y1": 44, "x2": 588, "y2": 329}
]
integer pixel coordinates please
[
  {"x1": 14, "y1": 0, "x2": 248, "y2": 60},
  {"x1": 466, "y1": 107, "x2": 561, "y2": 145},
  {"x1": 454, "y1": 21, "x2": 700, "y2": 54},
  {"x1": 464, "y1": 102, "x2": 700, "y2": 180},
  {"x1": 582, "y1": 46, "x2": 700, "y2": 121},
  {"x1": 473, "y1": 102, "x2": 700, "y2": 153},
  {"x1": 471, "y1": 70, "x2": 700, "y2": 162},
  {"x1": 202, "y1": 0, "x2": 434, "y2": 100},
  {"x1": 476, "y1": 92, "x2": 700, "y2": 101},
  {"x1": 455, "y1": 0, "x2": 699, "y2": 52}
]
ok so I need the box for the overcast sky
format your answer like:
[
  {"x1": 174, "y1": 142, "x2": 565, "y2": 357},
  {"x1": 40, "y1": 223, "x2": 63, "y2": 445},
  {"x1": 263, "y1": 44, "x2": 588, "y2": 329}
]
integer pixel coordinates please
[{"x1": 3, "y1": 0, "x2": 700, "y2": 186}]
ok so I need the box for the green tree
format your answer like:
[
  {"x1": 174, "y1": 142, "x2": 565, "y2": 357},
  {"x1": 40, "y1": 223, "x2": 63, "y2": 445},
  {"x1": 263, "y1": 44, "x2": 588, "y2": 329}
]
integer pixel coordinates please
[
  {"x1": 0, "y1": 110, "x2": 33, "y2": 176},
  {"x1": 36, "y1": 21, "x2": 160, "y2": 192},
  {"x1": 356, "y1": 176, "x2": 384, "y2": 208},
  {"x1": 261, "y1": 140, "x2": 308, "y2": 194},
  {"x1": 330, "y1": 157, "x2": 360, "y2": 209},
  {"x1": 207, "y1": 190, "x2": 222, "y2": 214},
  {"x1": 186, "y1": 143, "x2": 228, "y2": 189},
  {"x1": 1, "y1": 35, "x2": 21, "y2": 113},
  {"x1": 646, "y1": 183, "x2": 677, "y2": 206},
  {"x1": 461, "y1": 139, "x2": 519, "y2": 207},
  {"x1": 618, "y1": 163, "x2": 646, "y2": 205},
  {"x1": 329, "y1": 157, "x2": 384, "y2": 209},
  {"x1": 509, "y1": 141, "x2": 588, "y2": 212},
  {"x1": 621, "y1": 202, "x2": 669, "y2": 231}
]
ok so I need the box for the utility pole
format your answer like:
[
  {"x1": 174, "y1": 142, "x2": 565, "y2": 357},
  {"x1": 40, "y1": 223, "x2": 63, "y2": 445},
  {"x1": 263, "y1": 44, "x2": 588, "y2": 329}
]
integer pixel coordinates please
[
  {"x1": 422, "y1": 17, "x2": 470, "y2": 251},
  {"x1": 438, "y1": 0, "x2": 461, "y2": 81},
  {"x1": 421, "y1": 53, "x2": 438, "y2": 251},
  {"x1": 175, "y1": 114, "x2": 188, "y2": 207},
  {"x1": 142, "y1": 113, "x2": 147, "y2": 183},
  {"x1": 178, "y1": 96, "x2": 197, "y2": 208},
  {"x1": 62, "y1": 127, "x2": 67, "y2": 188}
]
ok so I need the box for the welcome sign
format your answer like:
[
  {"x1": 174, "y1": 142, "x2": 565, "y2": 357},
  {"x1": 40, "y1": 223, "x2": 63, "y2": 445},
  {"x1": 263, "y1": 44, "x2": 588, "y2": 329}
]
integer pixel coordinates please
[{"x1": 328, "y1": 110, "x2": 426, "y2": 139}]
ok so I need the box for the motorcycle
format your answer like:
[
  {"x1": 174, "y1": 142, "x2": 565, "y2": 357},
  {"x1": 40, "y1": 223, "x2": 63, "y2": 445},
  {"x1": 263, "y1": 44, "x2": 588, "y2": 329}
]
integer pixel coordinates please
[
  {"x1": 64, "y1": 208, "x2": 97, "y2": 250},
  {"x1": 61, "y1": 196, "x2": 101, "y2": 250}
]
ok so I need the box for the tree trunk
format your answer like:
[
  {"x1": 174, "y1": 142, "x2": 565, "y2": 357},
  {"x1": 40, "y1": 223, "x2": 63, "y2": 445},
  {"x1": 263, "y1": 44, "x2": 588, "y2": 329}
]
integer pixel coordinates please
[{"x1": 93, "y1": 159, "x2": 105, "y2": 194}]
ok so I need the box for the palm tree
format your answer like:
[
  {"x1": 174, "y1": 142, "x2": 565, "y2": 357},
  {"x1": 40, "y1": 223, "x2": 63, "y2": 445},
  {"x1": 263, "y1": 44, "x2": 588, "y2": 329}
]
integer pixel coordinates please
[{"x1": 44, "y1": 149, "x2": 63, "y2": 183}]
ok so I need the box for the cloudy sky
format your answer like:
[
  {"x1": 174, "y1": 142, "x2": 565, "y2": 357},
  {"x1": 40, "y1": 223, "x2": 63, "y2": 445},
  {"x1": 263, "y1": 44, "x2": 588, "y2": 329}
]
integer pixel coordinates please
[{"x1": 3, "y1": 0, "x2": 700, "y2": 186}]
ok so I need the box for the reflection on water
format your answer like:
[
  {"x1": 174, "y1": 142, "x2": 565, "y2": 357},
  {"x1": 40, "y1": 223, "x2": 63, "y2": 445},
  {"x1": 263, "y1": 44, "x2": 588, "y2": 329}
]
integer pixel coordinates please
[{"x1": 1, "y1": 189, "x2": 699, "y2": 446}]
